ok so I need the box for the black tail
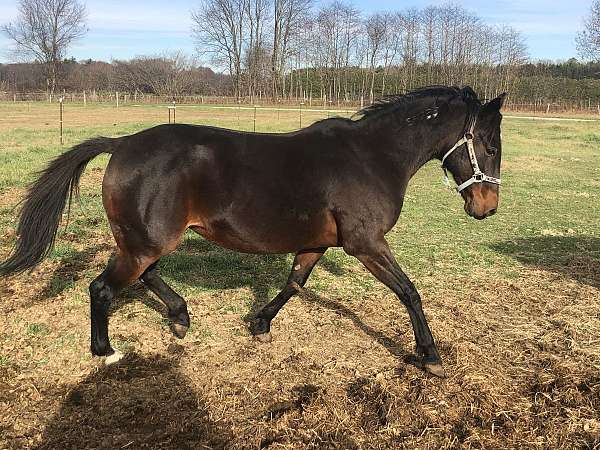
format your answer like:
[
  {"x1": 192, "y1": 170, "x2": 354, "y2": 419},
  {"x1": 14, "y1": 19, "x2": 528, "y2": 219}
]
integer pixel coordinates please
[{"x1": 0, "y1": 137, "x2": 115, "y2": 276}]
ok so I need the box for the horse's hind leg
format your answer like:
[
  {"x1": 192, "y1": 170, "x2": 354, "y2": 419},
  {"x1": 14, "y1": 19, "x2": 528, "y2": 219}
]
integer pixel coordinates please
[
  {"x1": 251, "y1": 248, "x2": 327, "y2": 342},
  {"x1": 140, "y1": 261, "x2": 190, "y2": 338},
  {"x1": 89, "y1": 251, "x2": 153, "y2": 359}
]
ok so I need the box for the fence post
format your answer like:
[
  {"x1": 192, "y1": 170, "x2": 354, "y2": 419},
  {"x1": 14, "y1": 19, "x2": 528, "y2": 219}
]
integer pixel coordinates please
[
  {"x1": 253, "y1": 105, "x2": 257, "y2": 132},
  {"x1": 59, "y1": 97, "x2": 64, "y2": 145},
  {"x1": 116, "y1": 91, "x2": 119, "y2": 108},
  {"x1": 168, "y1": 101, "x2": 176, "y2": 124},
  {"x1": 299, "y1": 102, "x2": 304, "y2": 128}
]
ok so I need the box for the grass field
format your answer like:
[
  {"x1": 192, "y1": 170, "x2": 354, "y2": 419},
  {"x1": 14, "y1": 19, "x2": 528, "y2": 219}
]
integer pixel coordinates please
[{"x1": 0, "y1": 101, "x2": 599, "y2": 449}]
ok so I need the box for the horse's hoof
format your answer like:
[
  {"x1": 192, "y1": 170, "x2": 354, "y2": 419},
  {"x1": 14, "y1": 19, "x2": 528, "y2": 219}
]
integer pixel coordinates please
[
  {"x1": 171, "y1": 323, "x2": 189, "y2": 339},
  {"x1": 105, "y1": 349, "x2": 124, "y2": 365},
  {"x1": 424, "y1": 362, "x2": 447, "y2": 378},
  {"x1": 254, "y1": 332, "x2": 272, "y2": 343}
]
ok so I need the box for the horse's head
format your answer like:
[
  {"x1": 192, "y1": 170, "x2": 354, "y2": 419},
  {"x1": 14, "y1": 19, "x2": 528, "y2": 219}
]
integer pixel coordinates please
[{"x1": 442, "y1": 93, "x2": 506, "y2": 220}]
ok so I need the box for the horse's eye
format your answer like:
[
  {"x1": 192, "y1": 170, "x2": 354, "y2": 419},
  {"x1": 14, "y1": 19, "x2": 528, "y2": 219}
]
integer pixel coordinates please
[{"x1": 486, "y1": 146, "x2": 497, "y2": 156}]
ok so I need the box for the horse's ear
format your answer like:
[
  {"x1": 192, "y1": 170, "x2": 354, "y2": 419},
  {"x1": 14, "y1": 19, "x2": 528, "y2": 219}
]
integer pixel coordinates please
[{"x1": 484, "y1": 93, "x2": 507, "y2": 113}]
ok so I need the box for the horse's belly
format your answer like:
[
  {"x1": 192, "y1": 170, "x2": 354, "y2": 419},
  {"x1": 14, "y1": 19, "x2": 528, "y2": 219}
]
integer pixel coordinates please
[{"x1": 189, "y1": 209, "x2": 339, "y2": 254}]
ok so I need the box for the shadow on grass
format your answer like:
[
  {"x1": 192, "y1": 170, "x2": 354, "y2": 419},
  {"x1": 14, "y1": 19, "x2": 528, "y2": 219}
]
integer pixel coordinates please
[
  {"x1": 158, "y1": 238, "x2": 425, "y2": 371},
  {"x1": 158, "y1": 236, "x2": 346, "y2": 318},
  {"x1": 39, "y1": 243, "x2": 113, "y2": 300},
  {"x1": 490, "y1": 235, "x2": 600, "y2": 288},
  {"x1": 34, "y1": 354, "x2": 232, "y2": 449},
  {"x1": 300, "y1": 289, "x2": 410, "y2": 361}
]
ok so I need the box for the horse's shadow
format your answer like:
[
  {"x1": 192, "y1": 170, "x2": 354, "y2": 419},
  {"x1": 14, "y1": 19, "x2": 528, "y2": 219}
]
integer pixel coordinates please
[
  {"x1": 155, "y1": 235, "x2": 346, "y2": 319},
  {"x1": 34, "y1": 354, "x2": 232, "y2": 449},
  {"x1": 489, "y1": 235, "x2": 600, "y2": 289}
]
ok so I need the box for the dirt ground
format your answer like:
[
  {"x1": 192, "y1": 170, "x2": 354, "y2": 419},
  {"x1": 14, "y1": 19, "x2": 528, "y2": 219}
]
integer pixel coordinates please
[{"x1": 1, "y1": 214, "x2": 599, "y2": 449}]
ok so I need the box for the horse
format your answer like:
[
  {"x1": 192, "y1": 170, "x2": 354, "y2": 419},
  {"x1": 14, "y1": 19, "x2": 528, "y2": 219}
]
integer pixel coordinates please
[{"x1": 0, "y1": 86, "x2": 505, "y2": 377}]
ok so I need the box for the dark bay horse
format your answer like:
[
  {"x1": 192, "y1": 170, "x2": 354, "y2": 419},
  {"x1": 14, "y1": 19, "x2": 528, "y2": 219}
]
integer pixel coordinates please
[{"x1": 0, "y1": 86, "x2": 505, "y2": 376}]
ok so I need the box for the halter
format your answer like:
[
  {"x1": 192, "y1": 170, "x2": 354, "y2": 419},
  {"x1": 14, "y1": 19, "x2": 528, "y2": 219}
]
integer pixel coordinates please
[{"x1": 440, "y1": 111, "x2": 501, "y2": 193}]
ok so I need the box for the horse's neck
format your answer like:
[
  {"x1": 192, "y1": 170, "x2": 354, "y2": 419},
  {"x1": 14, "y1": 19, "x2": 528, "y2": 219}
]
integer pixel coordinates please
[{"x1": 360, "y1": 115, "x2": 445, "y2": 179}]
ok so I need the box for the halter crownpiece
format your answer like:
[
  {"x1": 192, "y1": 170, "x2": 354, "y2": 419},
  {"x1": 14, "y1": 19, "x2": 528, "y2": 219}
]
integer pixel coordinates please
[{"x1": 440, "y1": 111, "x2": 501, "y2": 193}]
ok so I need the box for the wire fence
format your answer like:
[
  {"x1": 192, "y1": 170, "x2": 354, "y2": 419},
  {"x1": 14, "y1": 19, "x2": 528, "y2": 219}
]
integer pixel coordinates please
[
  {"x1": 0, "y1": 91, "x2": 360, "y2": 110},
  {"x1": 2, "y1": 91, "x2": 600, "y2": 116},
  {"x1": 3, "y1": 91, "x2": 598, "y2": 148}
]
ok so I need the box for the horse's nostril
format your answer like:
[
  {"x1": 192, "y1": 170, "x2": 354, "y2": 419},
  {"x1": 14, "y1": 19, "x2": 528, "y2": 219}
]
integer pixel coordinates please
[{"x1": 488, "y1": 208, "x2": 497, "y2": 216}]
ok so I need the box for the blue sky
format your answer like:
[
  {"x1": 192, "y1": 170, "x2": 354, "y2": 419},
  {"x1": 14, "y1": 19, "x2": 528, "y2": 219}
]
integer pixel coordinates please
[{"x1": 0, "y1": 0, "x2": 592, "y2": 64}]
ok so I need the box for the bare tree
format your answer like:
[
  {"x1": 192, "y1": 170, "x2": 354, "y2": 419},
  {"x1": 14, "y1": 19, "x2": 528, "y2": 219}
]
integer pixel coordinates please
[
  {"x1": 576, "y1": 0, "x2": 600, "y2": 60},
  {"x1": 271, "y1": 0, "x2": 312, "y2": 99},
  {"x1": 245, "y1": 0, "x2": 270, "y2": 99},
  {"x1": 310, "y1": 1, "x2": 360, "y2": 102},
  {"x1": 364, "y1": 13, "x2": 387, "y2": 103},
  {"x1": 192, "y1": 0, "x2": 246, "y2": 99},
  {"x1": 2, "y1": 0, "x2": 87, "y2": 99},
  {"x1": 398, "y1": 8, "x2": 420, "y2": 91}
]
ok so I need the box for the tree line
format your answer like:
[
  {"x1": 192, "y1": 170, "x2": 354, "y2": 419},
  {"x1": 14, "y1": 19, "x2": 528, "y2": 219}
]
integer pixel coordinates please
[
  {"x1": 3, "y1": 56, "x2": 599, "y2": 105},
  {"x1": 1, "y1": 0, "x2": 599, "y2": 106},
  {"x1": 191, "y1": 1, "x2": 529, "y2": 102}
]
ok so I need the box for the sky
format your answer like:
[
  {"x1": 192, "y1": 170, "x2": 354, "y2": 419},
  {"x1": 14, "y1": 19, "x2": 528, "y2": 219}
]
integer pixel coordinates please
[{"x1": 0, "y1": 0, "x2": 593, "y2": 64}]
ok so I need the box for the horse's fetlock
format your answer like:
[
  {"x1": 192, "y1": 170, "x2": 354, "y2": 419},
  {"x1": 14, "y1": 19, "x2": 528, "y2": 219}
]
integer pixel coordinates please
[
  {"x1": 170, "y1": 308, "x2": 190, "y2": 326},
  {"x1": 251, "y1": 317, "x2": 271, "y2": 336}
]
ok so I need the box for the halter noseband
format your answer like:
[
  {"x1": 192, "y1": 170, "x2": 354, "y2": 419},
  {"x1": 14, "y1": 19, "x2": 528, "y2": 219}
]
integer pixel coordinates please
[{"x1": 440, "y1": 111, "x2": 501, "y2": 193}]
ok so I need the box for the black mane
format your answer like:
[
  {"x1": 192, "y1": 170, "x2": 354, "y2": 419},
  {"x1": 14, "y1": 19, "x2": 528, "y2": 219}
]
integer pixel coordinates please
[{"x1": 355, "y1": 85, "x2": 481, "y2": 120}]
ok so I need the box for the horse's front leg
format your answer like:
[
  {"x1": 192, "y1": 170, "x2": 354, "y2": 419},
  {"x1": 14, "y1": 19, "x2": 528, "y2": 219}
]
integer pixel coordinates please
[
  {"x1": 251, "y1": 248, "x2": 327, "y2": 342},
  {"x1": 344, "y1": 238, "x2": 445, "y2": 377}
]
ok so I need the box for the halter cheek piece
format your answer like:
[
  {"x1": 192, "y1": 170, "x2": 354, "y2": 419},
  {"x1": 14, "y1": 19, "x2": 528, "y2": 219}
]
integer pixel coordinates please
[{"x1": 440, "y1": 114, "x2": 501, "y2": 193}]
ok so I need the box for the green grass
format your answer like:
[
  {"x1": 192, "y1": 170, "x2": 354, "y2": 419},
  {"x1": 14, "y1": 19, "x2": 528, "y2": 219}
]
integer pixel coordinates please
[
  {"x1": 26, "y1": 323, "x2": 50, "y2": 336},
  {"x1": 0, "y1": 101, "x2": 599, "y2": 312}
]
